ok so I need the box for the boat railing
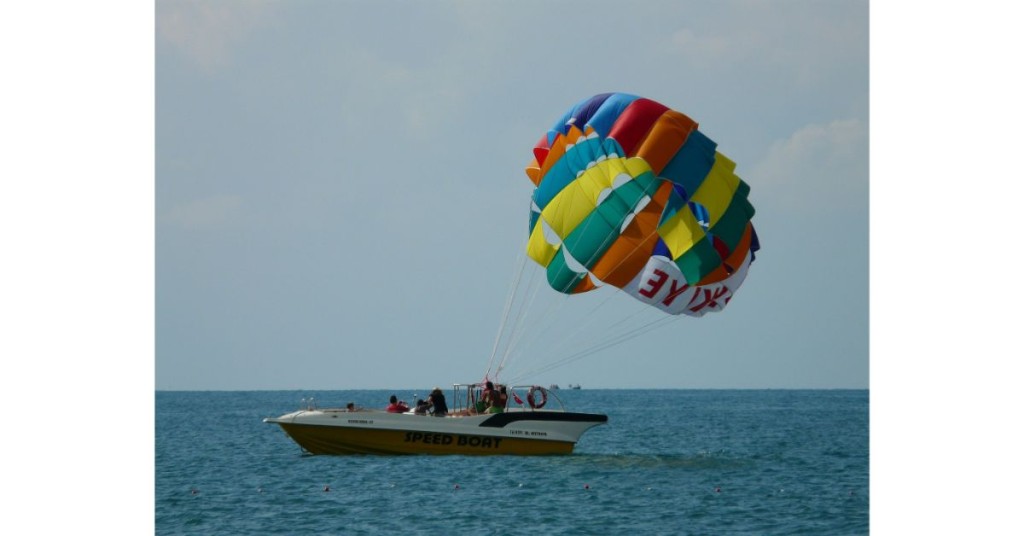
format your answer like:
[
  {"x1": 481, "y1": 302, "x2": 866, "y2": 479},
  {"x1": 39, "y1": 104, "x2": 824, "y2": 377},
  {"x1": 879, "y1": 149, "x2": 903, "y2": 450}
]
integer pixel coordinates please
[{"x1": 450, "y1": 383, "x2": 567, "y2": 414}]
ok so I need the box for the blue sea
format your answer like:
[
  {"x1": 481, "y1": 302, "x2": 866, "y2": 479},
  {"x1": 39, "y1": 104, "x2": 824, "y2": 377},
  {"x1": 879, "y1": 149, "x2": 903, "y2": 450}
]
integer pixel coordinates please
[{"x1": 156, "y1": 390, "x2": 868, "y2": 534}]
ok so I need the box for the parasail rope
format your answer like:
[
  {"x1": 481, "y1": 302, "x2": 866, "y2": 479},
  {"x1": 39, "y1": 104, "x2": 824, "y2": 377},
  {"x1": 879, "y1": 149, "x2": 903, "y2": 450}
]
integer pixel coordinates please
[
  {"x1": 505, "y1": 310, "x2": 679, "y2": 383},
  {"x1": 493, "y1": 266, "x2": 547, "y2": 378},
  {"x1": 495, "y1": 261, "x2": 570, "y2": 379},
  {"x1": 484, "y1": 234, "x2": 531, "y2": 379}
]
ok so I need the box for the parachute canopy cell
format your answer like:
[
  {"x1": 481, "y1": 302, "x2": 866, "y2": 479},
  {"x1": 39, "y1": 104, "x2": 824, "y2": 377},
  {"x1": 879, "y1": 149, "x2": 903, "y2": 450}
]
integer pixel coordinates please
[{"x1": 524, "y1": 93, "x2": 759, "y2": 317}]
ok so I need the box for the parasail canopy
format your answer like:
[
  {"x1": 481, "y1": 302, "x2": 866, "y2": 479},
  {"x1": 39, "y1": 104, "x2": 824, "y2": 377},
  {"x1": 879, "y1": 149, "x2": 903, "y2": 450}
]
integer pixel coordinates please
[{"x1": 524, "y1": 92, "x2": 759, "y2": 317}]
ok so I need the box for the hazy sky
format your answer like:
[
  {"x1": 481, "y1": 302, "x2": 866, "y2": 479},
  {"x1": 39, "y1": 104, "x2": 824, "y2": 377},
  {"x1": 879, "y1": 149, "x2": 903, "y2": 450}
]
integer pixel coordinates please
[{"x1": 154, "y1": 0, "x2": 869, "y2": 390}]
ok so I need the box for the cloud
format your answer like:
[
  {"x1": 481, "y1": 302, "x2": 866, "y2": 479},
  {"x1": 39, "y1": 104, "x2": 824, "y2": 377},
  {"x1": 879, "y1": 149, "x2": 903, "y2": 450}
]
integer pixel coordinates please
[
  {"x1": 749, "y1": 119, "x2": 867, "y2": 212},
  {"x1": 156, "y1": 0, "x2": 277, "y2": 71},
  {"x1": 163, "y1": 195, "x2": 243, "y2": 230},
  {"x1": 666, "y1": 2, "x2": 867, "y2": 89}
]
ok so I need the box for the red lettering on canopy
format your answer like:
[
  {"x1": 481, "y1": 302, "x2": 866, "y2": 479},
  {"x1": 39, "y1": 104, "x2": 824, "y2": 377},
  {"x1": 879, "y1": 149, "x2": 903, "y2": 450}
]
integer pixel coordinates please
[
  {"x1": 661, "y1": 279, "x2": 691, "y2": 307},
  {"x1": 638, "y1": 269, "x2": 669, "y2": 298},
  {"x1": 688, "y1": 286, "x2": 730, "y2": 312}
]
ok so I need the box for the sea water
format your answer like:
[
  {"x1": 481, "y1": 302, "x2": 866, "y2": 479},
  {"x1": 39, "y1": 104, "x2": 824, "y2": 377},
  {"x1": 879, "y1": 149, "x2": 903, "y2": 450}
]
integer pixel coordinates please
[{"x1": 156, "y1": 390, "x2": 868, "y2": 534}]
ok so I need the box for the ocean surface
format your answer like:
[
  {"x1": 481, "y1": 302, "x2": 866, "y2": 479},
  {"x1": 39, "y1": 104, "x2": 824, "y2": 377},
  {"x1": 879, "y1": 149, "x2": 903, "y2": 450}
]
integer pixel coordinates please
[{"x1": 156, "y1": 390, "x2": 868, "y2": 535}]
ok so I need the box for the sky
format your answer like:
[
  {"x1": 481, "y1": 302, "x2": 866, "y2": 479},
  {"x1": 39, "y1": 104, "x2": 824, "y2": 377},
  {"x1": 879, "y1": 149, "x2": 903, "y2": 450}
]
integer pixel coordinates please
[
  {"x1": 154, "y1": 0, "x2": 869, "y2": 391},
  {"x1": 5, "y1": 2, "x2": 1024, "y2": 532}
]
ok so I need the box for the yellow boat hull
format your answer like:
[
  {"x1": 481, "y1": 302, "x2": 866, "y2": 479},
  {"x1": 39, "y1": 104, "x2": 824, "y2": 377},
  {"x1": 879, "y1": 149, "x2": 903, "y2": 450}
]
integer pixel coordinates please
[
  {"x1": 275, "y1": 422, "x2": 576, "y2": 455},
  {"x1": 266, "y1": 408, "x2": 606, "y2": 456}
]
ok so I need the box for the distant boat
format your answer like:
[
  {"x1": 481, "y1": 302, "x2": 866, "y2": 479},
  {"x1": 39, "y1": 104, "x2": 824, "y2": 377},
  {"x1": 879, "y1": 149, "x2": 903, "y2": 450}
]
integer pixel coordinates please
[
  {"x1": 265, "y1": 383, "x2": 606, "y2": 455},
  {"x1": 568, "y1": 384, "x2": 582, "y2": 390},
  {"x1": 549, "y1": 384, "x2": 560, "y2": 390}
]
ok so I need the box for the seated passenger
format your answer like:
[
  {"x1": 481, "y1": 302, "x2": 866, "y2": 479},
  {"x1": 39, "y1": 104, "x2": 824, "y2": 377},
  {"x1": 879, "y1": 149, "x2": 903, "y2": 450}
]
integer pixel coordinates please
[
  {"x1": 497, "y1": 385, "x2": 509, "y2": 410},
  {"x1": 385, "y1": 395, "x2": 410, "y2": 413},
  {"x1": 427, "y1": 387, "x2": 448, "y2": 417},
  {"x1": 476, "y1": 381, "x2": 495, "y2": 413},
  {"x1": 487, "y1": 385, "x2": 508, "y2": 413},
  {"x1": 414, "y1": 399, "x2": 429, "y2": 415}
]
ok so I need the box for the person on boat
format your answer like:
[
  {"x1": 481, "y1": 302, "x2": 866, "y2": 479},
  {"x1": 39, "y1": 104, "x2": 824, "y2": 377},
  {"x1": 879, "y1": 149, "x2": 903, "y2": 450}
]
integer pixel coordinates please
[
  {"x1": 414, "y1": 399, "x2": 429, "y2": 415},
  {"x1": 496, "y1": 385, "x2": 509, "y2": 412},
  {"x1": 427, "y1": 387, "x2": 448, "y2": 417},
  {"x1": 486, "y1": 385, "x2": 508, "y2": 413},
  {"x1": 346, "y1": 402, "x2": 359, "y2": 412},
  {"x1": 476, "y1": 381, "x2": 495, "y2": 413},
  {"x1": 386, "y1": 395, "x2": 410, "y2": 413}
]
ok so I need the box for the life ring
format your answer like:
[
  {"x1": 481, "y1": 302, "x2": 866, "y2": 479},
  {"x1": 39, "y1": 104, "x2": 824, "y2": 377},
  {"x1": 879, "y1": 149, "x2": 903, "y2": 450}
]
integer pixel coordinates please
[{"x1": 527, "y1": 386, "x2": 547, "y2": 409}]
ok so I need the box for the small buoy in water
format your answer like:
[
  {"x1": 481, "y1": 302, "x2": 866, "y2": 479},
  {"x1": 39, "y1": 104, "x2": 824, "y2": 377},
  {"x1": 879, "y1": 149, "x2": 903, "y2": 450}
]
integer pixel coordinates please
[
  {"x1": 190, "y1": 489, "x2": 198, "y2": 495},
  {"x1": 454, "y1": 483, "x2": 460, "y2": 490},
  {"x1": 715, "y1": 487, "x2": 721, "y2": 493},
  {"x1": 257, "y1": 487, "x2": 263, "y2": 494},
  {"x1": 518, "y1": 483, "x2": 524, "y2": 488},
  {"x1": 583, "y1": 483, "x2": 590, "y2": 490},
  {"x1": 324, "y1": 485, "x2": 330, "y2": 492}
]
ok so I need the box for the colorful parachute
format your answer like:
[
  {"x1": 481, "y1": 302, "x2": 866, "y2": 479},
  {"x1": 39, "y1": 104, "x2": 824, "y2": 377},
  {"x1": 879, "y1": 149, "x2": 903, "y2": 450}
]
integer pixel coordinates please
[{"x1": 525, "y1": 93, "x2": 759, "y2": 317}]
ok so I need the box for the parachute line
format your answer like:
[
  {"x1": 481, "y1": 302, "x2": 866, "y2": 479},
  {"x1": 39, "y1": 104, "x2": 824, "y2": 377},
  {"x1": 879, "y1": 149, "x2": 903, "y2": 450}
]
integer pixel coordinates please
[
  {"x1": 494, "y1": 260, "x2": 555, "y2": 378},
  {"x1": 505, "y1": 308, "x2": 679, "y2": 384},
  {"x1": 485, "y1": 234, "x2": 531, "y2": 379}
]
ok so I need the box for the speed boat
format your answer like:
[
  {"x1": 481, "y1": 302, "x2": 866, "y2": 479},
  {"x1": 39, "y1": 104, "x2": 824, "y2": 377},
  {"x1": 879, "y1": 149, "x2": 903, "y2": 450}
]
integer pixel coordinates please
[{"x1": 264, "y1": 384, "x2": 607, "y2": 455}]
